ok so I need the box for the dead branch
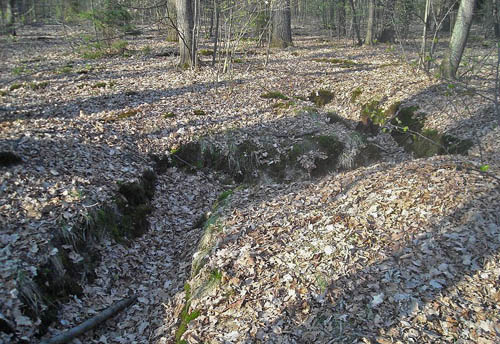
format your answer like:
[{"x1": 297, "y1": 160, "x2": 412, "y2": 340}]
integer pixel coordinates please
[{"x1": 40, "y1": 295, "x2": 137, "y2": 344}]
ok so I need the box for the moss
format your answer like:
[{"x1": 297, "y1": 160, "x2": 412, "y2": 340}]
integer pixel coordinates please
[
  {"x1": 442, "y1": 135, "x2": 473, "y2": 155},
  {"x1": 410, "y1": 130, "x2": 473, "y2": 158},
  {"x1": 28, "y1": 81, "x2": 49, "y2": 90},
  {"x1": 315, "y1": 135, "x2": 342, "y2": 155},
  {"x1": 209, "y1": 269, "x2": 223, "y2": 284},
  {"x1": 76, "y1": 66, "x2": 93, "y2": 74},
  {"x1": 350, "y1": 87, "x2": 363, "y2": 103},
  {"x1": 175, "y1": 283, "x2": 200, "y2": 344},
  {"x1": 199, "y1": 49, "x2": 214, "y2": 56},
  {"x1": 9, "y1": 83, "x2": 23, "y2": 91},
  {"x1": 116, "y1": 109, "x2": 138, "y2": 120},
  {"x1": 390, "y1": 106, "x2": 426, "y2": 147},
  {"x1": 193, "y1": 110, "x2": 206, "y2": 116},
  {"x1": 170, "y1": 141, "x2": 203, "y2": 170},
  {"x1": 163, "y1": 112, "x2": 176, "y2": 118},
  {"x1": 272, "y1": 101, "x2": 294, "y2": 110},
  {"x1": 217, "y1": 189, "x2": 233, "y2": 204},
  {"x1": 312, "y1": 135, "x2": 344, "y2": 177},
  {"x1": 57, "y1": 65, "x2": 73, "y2": 74},
  {"x1": 411, "y1": 129, "x2": 442, "y2": 158},
  {"x1": 312, "y1": 57, "x2": 356, "y2": 67},
  {"x1": 233, "y1": 58, "x2": 243, "y2": 63},
  {"x1": 308, "y1": 89, "x2": 334, "y2": 107},
  {"x1": 260, "y1": 91, "x2": 289, "y2": 100},
  {"x1": 92, "y1": 82, "x2": 107, "y2": 89},
  {"x1": 0, "y1": 151, "x2": 22, "y2": 166},
  {"x1": 0, "y1": 90, "x2": 8, "y2": 96}
]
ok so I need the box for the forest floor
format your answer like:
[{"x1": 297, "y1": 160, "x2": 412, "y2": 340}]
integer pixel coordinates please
[{"x1": 1, "y1": 25, "x2": 500, "y2": 343}]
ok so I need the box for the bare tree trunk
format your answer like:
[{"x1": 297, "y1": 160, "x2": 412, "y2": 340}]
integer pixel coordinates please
[
  {"x1": 166, "y1": 0, "x2": 178, "y2": 42},
  {"x1": 440, "y1": 0, "x2": 476, "y2": 79},
  {"x1": 176, "y1": 0, "x2": 194, "y2": 68},
  {"x1": 6, "y1": 0, "x2": 16, "y2": 35},
  {"x1": 212, "y1": 0, "x2": 219, "y2": 66},
  {"x1": 420, "y1": 0, "x2": 431, "y2": 69},
  {"x1": 493, "y1": 0, "x2": 500, "y2": 38},
  {"x1": 271, "y1": 0, "x2": 292, "y2": 48},
  {"x1": 348, "y1": 0, "x2": 362, "y2": 45},
  {"x1": 365, "y1": 0, "x2": 375, "y2": 45},
  {"x1": 338, "y1": 0, "x2": 346, "y2": 37}
]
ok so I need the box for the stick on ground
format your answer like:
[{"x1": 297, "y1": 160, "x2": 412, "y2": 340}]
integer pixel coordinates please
[{"x1": 40, "y1": 295, "x2": 137, "y2": 344}]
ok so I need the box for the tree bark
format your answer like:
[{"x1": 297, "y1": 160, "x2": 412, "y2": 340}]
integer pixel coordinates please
[
  {"x1": 6, "y1": 0, "x2": 16, "y2": 35},
  {"x1": 348, "y1": 0, "x2": 362, "y2": 45},
  {"x1": 271, "y1": 0, "x2": 292, "y2": 48},
  {"x1": 365, "y1": 0, "x2": 375, "y2": 45},
  {"x1": 166, "y1": 0, "x2": 178, "y2": 42},
  {"x1": 493, "y1": 0, "x2": 500, "y2": 38},
  {"x1": 176, "y1": 0, "x2": 194, "y2": 68},
  {"x1": 338, "y1": 0, "x2": 346, "y2": 37},
  {"x1": 420, "y1": 0, "x2": 431, "y2": 69},
  {"x1": 440, "y1": 0, "x2": 476, "y2": 79}
]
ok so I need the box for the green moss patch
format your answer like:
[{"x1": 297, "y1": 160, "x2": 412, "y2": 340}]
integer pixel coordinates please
[
  {"x1": 308, "y1": 89, "x2": 334, "y2": 107},
  {"x1": 350, "y1": 87, "x2": 363, "y2": 103},
  {"x1": 9, "y1": 83, "x2": 23, "y2": 91},
  {"x1": 175, "y1": 283, "x2": 201, "y2": 344},
  {"x1": 272, "y1": 101, "x2": 294, "y2": 110},
  {"x1": 164, "y1": 112, "x2": 176, "y2": 118},
  {"x1": 92, "y1": 82, "x2": 108, "y2": 89},
  {"x1": 409, "y1": 129, "x2": 473, "y2": 158},
  {"x1": 193, "y1": 110, "x2": 207, "y2": 116},
  {"x1": 117, "y1": 109, "x2": 139, "y2": 120},
  {"x1": 260, "y1": 91, "x2": 289, "y2": 100},
  {"x1": 28, "y1": 81, "x2": 49, "y2": 90},
  {"x1": 199, "y1": 49, "x2": 214, "y2": 56},
  {"x1": 57, "y1": 65, "x2": 73, "y2": 74}
]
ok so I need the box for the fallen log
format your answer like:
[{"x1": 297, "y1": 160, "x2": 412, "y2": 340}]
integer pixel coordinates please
[{"x1": 41, "y1": 295, "x2": 137, "y2": 344}]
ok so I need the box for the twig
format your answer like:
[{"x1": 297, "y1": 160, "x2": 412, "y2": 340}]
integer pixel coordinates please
[{"x1": 40, "y1": 295, "x2": 137, "y2": 344}]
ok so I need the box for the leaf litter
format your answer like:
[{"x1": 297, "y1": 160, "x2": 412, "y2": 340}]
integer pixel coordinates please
[{"x1": 0, "y1": 26, "x2": 499, "y2": 343}]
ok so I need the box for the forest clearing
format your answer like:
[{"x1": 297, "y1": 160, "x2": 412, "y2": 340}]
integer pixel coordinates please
[{"x1": 1, "y1": 0, "x2": 500, "y2": 343}]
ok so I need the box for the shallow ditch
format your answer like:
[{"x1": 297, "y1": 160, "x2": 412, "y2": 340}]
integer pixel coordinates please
[
  {"x1": 18, "y1": 170, "x2": 156, "y2": 337},
  {"x1": 16, "y1": 101, "x2": 474, "y2": 340}
]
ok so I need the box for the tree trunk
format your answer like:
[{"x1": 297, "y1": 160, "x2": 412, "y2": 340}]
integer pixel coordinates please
[
  {"x1": 348, "y1": 0, "x2": 362, "y2": 45},
  {"x1": 176, "y1": 0, "x2": 194, "y2": 68},
  {"x1": 271, "y1": 0, "x2": 292, "y2": 48},
  {"x1": 493, "y1": 0, "x2": 500, "y2": 38},
  {"x1": 440, "y1": 0, "x2": 476, "y2": 79},
  {"x1": 167, "y1": 0, "x2": 178, "y2": 42},
  {"x1": 420, "y1": 0, "x2": 431, "y2": 69},
  {"x1": 338, "y1": 0, "x2": 346, "y2": 37},
  {"x1": 6, "y1": 0, "x2": 16, "y2": 35},
  {"x1": 365, "y1": 0, "x2": 375, "y2": 45}
]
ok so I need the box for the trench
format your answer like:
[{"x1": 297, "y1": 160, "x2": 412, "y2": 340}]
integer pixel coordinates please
[{"x1": 17, "y1": 101, "x2": 473, "y2": 341}]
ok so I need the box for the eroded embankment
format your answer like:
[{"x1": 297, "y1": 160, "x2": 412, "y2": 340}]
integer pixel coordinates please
[
  {"x1": 15, "y1": 96, "x2": 475, "y2": 341},
  {"x1": 156, "y1": 101, "x2": 476, "y2": 343},
  {"x1": 15, "y1": 170, "x2": 156, "y2": 337}
]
